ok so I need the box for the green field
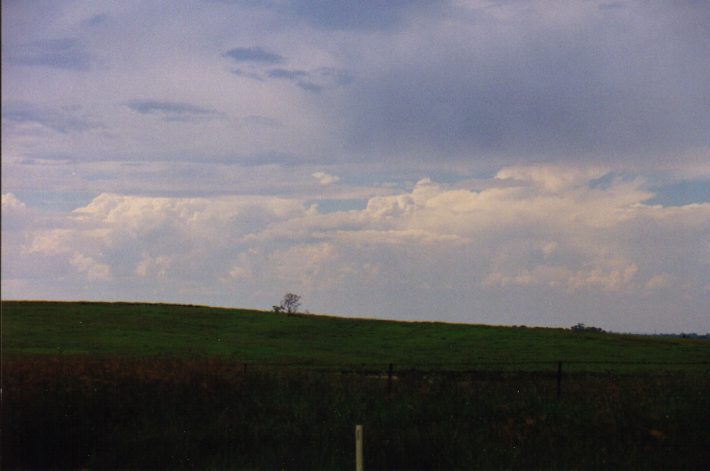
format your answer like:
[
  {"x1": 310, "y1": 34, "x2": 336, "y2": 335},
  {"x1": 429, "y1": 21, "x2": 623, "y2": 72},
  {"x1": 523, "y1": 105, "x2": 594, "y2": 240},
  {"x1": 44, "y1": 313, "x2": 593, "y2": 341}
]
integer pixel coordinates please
[
  {"x1": 3, "y1": 300, "x2": 709, "y2": 371},
  {"x1": 3, "y1": 301, "x2": 710, "y2": 469}
]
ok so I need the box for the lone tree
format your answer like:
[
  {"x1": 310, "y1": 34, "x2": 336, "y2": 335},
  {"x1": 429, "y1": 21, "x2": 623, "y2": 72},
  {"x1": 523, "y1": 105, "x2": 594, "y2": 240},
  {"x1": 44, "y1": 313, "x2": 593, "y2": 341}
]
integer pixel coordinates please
[{"x1": 279, "y1": 293, "x2": 301, "y2": 315}]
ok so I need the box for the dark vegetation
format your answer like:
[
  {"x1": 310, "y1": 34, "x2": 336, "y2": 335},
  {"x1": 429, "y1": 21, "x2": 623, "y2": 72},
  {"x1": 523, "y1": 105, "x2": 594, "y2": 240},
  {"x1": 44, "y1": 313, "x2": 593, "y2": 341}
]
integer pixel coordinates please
[
  {"x1": 570, "y1": 322, "x2": 605, "y2": 333},
  {"x1": 2, "y1": 301, "x2": 710, "y2": 469}
]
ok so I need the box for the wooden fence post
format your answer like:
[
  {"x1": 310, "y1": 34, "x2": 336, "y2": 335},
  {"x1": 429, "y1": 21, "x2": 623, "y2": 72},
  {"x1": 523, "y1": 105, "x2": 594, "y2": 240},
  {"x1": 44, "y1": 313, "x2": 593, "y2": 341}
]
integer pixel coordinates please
[
  {"x1": 355, "y1": 424, "x2": 364, "y2": 471},
  {"x1": 556, "y1": 361, "x2": 562, "y2": 400},
  {"x1": 387, "y1": 363, "x2": 393, "y2": 394}
]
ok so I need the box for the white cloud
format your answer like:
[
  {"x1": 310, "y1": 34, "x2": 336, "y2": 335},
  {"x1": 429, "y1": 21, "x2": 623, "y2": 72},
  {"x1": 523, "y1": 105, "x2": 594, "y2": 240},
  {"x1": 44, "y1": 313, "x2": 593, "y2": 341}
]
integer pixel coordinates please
[
  {"x1": 2, "y1": 192, "x2": 26, "y2": 212},
  {"x1": 228, "y1": 264, "x2": 252, "y2": 281},
  {"x1": 495, "y1": 165, "x2": 608, "y2": 193},
  {"x1": 3, "y1": 165, "x2": 709, "y2": 332},
  {"x1": 135, "y1": 252, "x2": 172, "y2": 279},
  {"x1": 3, "y1": 0, "x2": 709, "y2": 332},
  {"x1": 70, "y1": 251, "x2": 112, "y2": 281},
  {"x1": 25, "y1": 229, "x2": 75, "y2": 255},
  {"x1": 644, "y1": 273, "x2": 674, "y2": 291},
  {"x1": 566, "y1": 261, "x2": 639, "y2": 292},
  {"x1": 312, "y1": 171, "x2": 340, "y2": 185}
]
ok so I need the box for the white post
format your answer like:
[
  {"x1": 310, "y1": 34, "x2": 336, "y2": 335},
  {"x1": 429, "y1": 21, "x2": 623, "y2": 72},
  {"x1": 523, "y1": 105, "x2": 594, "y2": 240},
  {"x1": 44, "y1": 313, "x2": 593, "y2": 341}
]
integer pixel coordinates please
[{"x1": 355, "y1": 424, "x2": 363, "y2": 471}]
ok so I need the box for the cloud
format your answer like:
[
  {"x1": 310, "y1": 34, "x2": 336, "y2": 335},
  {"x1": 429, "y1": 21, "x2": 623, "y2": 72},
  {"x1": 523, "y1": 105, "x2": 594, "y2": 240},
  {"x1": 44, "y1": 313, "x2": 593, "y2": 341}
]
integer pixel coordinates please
[
  {"x1": 4, "y1": 166, "x2": 710, "y2": 331},
  {"x1": 70, "y1": 252, "x2": 112, "y2": 281},
  {"x1": 125, "y1": 100, "x2": 223, "y2": 122},
  {"x1": 339, "y1": 1, "x2": 710, "y2": 165},
  {"x1": 268, "y1": 69, "x2": 308, "y2": 80},
  {"x1": 262, "y1": 67, "x2": 351, "y2": 94},
  {"x1": 295, "y1": 81, "x2": 322, "y2": 94},
  {"x1": 81, "y1": 14, "x2": 108, "y2": 28},
  {"x1": 6, "y1": 38, "x2": 92, "y2": 70},
  {"x1": 2, "y1": 193, "x2": 26, "y2": 212},
  {"x1": 223, "y1": 47, "x2": 284, "y2": 64},
  {"x1": 2, "y1": 1, "x2": 709, "y2": 332},
  {"x1": 285, "y1": 0, "x2": 428, "y2": 31},
  {"x1": 598, "y1": 2, "x2": 625, "y2": 10},
  {"x1": 644, "y1": 274, "x2": 673, "y2": 291},
  {"x1": 312, "y1": 171, "x2": 340, "y2": 185},
  {"x1": 3, "y1": 102, "x2": 104, "y2": 134},
  {"x1": 135, "y1": 252, "x2": 172, "y2": 279},
  {"x1": 240, "y1": 115, "x2": 282, "y2": 128},
  {"x1": 266, "y1": 68, "x2": 324, "y2": 93}
]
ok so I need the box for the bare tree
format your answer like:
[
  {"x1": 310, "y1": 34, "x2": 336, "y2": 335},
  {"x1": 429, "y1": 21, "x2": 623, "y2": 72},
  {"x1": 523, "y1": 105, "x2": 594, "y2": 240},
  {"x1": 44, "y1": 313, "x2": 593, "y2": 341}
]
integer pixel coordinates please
[{"x1": 279, "y1": 293, "x2": 301, "y2": 315}]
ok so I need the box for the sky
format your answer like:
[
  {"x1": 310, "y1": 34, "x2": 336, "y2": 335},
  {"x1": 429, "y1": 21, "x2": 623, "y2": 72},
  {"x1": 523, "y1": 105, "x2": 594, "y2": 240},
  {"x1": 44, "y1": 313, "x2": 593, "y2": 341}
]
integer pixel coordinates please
[{"x1": 2, "y1": 0, "x2": 709, "y2": 334}]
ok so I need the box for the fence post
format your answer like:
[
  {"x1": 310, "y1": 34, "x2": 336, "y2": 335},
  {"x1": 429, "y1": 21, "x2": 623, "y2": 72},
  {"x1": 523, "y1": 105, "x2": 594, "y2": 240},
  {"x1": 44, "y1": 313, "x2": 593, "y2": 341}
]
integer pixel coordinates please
[
  {"x1": 355, "y1": 424, "x2": 364, "y2": 471},
  {"x1": 387, "y1": 363, "x2": 393, "y2": 394},
  {"x1": 556, "y1": 361, "x2": 562, "y2": 400}
]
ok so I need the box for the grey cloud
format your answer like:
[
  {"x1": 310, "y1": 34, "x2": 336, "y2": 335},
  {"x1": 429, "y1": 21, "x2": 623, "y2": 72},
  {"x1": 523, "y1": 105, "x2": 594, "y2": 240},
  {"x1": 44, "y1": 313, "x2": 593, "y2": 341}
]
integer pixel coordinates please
[
  {"x1": 268, "y1": 68, "x2": 308, "y2": 79},
  {"x1": 316, "y1": 67, "x2": 354, "y2": 86},
  {"x1": 229, "y1": 68, "x2": 266, "y2": 81},
  {"x1": 286, "y1": 0, "x2": 431, "y2": 31},
  {"x1": 598, "y1": 2, "x2": 625, "y2": 10},
  {"x1": 82, "y1": 14, "x2": 108, "y2": 27},
  {"x1": 3, "y1": 102, "x2": 103, "y2": 133},
  {"x1": 266, "y1": 67, "x2": 351, "y2": 93},
  {"x1": 296, "y1": 81, "x2": 323, "y2": 94},
  {"x1": 6, "y1": 38, "x2": 91, "y2": 70},
  {"x1": 241, "y1": 115, "x2": 282, "y2": 128},
  {"x1": 341, "y1": 2, "x2": 710, "y2": 165},
  {"x1": 223, "y1": 47, "x2": 284, "y2": 64},
  {"x1": 126, "y1": 100, "x2": 224, "y2": 121}
]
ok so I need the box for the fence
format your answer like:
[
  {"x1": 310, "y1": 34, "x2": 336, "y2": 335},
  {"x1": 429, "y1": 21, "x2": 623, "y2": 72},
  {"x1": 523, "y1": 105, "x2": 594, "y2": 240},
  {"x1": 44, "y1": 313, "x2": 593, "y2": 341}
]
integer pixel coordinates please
[{"x1": 232, "y1": 359, "x2": 710, "y2": 400}]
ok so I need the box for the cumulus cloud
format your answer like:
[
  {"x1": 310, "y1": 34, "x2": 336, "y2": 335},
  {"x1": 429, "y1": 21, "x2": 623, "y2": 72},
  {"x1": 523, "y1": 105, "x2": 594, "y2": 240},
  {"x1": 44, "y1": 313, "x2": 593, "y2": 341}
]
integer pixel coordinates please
[
  {"x1": 135, "y1": 252, "x2": 172, "y2": 279},
  {"x1": 312, "y1": 171, "x2": 340, "y2": 186},
  {"x1": 2, "y1": 1, "x2": 709, "y2": 332},
  {"x1": 2, "y1": 192, "x2": 26, "y2": 212},
  {"x1": 4, "y1": 166, "x2": 709, "y2": 331},
  {"x1": 70, "y1": 252, "x2": 112, "y2": 281}
]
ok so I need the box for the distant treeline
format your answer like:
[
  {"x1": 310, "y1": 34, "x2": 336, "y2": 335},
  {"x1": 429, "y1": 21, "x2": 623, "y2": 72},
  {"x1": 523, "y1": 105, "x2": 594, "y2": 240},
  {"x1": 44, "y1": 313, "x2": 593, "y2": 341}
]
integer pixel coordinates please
[
  {"x1": 570, "y1": 323, "x2": 709, "y2": 339},
  {"x1": 658, "y1": 332, "x2": 710, "y2": 340}
]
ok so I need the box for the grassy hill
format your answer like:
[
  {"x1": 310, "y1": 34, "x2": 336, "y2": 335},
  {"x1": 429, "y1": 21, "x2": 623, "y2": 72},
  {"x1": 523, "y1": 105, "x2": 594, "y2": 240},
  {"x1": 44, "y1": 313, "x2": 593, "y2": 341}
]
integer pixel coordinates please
[
  {"x1": 3, "y1": 301, "x2": 710, "y2": 469},
  {"x1": 3, "y1": 300, "x2": 708, "y2": 371}
]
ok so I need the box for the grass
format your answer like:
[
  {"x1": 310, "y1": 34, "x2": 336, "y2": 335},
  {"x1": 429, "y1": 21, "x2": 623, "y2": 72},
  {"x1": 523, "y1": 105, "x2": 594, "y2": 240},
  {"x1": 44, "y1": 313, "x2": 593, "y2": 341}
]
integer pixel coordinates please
[
  {"x1": 3, "y1": 356, "x2": 710, "y2": 469},
  {"x1": 3, "y1": 300, "x2": 709, "y2": 372},
  {"x1": 2, "y1": 301, "x2": 709, "y2": 468}
]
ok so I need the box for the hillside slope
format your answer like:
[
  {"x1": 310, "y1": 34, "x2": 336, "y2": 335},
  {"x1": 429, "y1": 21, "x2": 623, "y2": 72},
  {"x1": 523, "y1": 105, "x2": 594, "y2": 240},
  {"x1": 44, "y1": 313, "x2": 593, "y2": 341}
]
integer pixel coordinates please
[{"x1": 3, "y1": 301, "x2": 708, "y2": 371}]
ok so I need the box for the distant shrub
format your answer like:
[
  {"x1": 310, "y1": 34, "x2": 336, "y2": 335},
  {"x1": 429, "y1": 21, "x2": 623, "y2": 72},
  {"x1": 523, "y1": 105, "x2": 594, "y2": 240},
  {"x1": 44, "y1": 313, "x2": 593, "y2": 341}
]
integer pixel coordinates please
[{"x1": 571, "y1": 323, "x2": 605, "y2": 333}]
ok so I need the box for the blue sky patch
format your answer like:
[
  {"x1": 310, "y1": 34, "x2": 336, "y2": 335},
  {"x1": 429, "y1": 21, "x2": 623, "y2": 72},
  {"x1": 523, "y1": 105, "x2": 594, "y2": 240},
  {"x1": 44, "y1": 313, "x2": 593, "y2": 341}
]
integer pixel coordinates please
[{"x1": 648, "y1": 181, "x2": 710, "y2": 206}]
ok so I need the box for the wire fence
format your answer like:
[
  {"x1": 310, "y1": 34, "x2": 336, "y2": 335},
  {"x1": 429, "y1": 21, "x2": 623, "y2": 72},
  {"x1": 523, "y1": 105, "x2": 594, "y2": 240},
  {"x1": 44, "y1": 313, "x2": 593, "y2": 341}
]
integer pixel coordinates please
[
  {"x1": 234, "y1": 359, "x2": 710, "y2": 371},
  {"x1": 232, "y1": 360, "x2": 710, "y2": 385}
]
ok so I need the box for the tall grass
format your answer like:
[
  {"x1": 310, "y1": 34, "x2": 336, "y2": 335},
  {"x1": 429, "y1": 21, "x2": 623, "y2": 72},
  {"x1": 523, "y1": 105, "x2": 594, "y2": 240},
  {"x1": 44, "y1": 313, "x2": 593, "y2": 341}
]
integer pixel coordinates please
[{"x1": 3, "y1": 356, "x2": 709, "y2": 469}]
